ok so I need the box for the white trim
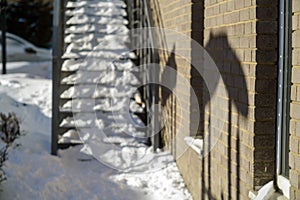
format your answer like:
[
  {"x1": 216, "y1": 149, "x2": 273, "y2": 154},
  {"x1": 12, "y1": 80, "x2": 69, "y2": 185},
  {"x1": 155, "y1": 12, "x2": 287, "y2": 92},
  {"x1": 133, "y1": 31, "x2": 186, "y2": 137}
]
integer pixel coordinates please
[
  {"x1": 249, "y1": 181, "x2": 275, "y2": 200},
  {"x1": 277, "y1": 175, "x2": 290, "y2": 199},
  {"x1": 248, "y1": 177, "x2": 290, "y2": 200}
]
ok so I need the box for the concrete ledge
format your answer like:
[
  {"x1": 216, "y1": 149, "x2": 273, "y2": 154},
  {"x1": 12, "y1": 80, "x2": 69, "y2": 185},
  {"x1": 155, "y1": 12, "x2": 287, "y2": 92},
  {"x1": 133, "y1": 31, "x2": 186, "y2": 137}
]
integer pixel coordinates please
[{"x1": 184, "y1": 136, "x2": 203, "y2": 155}]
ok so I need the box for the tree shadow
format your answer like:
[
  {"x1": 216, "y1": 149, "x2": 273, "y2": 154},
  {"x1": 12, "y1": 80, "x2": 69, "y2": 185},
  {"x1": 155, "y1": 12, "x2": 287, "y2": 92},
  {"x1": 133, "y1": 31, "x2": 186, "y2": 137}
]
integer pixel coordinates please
[
  {"x1": 161, "y1": 45, "x2": 177, "y2": 155},
  {"x1": 194, "y1": 32, "x2": 249, "y2": 199}
]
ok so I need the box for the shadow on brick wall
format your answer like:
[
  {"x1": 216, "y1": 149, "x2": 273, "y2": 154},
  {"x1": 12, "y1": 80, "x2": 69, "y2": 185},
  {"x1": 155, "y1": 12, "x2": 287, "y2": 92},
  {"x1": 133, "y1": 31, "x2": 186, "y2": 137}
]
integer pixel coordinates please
[
  {"x1": 161, "y1": 45, "x2": 177, "y2": 153},
  {"x1": 193, "y1": 32, "x2": 249, "y2": 199}
]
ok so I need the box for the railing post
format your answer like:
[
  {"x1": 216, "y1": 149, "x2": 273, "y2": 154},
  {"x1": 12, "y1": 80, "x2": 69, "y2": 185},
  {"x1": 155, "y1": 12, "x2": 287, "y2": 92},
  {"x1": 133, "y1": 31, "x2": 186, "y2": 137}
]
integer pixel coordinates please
[
  {"x1": 51, "y1": 0, "x2": 64, "y2": 155},
  {"x1": 1, "y1": 0, "x2": 7, "y2": 74}
]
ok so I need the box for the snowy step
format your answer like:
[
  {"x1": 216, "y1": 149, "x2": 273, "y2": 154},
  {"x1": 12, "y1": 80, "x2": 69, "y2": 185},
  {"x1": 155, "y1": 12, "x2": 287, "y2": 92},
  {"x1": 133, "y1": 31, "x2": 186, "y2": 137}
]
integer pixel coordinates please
[
  {"x1": 60, "y1": 96, "x2": 132, "y2": 108},
  {"x1": 61, "y1": 59, "x2": 82, "y2": 72},
  {"x1": 64, "y1": 40, "x2": 95, "y2": 51},
  {"x1": 64, "y1": 31, "x2": 106, "y2": 39},
  {"x1": 57, "y1": 110, "x2": 145, "y2": 129},
  {"x1": 60, "y1": 71, "x2": 115, "y2": 84},
  {"x1": 59, "y1": 108, "x2": 95, "y2": 115},
  {"x1": 64, "y1": 42, "x2": 95, "y2": 52},
  {"x1": 59, "y1": 129, "x2": 79, "y2": 139},
  {"x1": 61, "y1": 71, "x2": 140, "y2": 86},
  {"x1": 60, "y1": 85, "x2": 137, "y2": 99},
  {"x1": 77, "y1": 126, "x2": 149, "y2": 148},
  {"x1": 59, "y1": 108, "x2": 144, "y2": 119},
  {"x1": 66, "y1": 15, "x2": 128, "y2": 26},
  {"x1": 95, "y1": 111, "x2": 145, "y2": 127},
  {"x1": 62, "y1": 51, "x2": 90, "y2": 60},
  {"x1": 65, "y1": 23, "x2": 129, "y2": 34},
  {"x1": 77, "y1": 124, "x2": 147, "y2": 142},
  {"x1": 73, "y1": 59, "x2": 137, "y2": 72},
  {"x1": 57, "y1": 114, "x2": 148, "y2": 143},
  {"x1": 60, "y1": 97, "x2": 144, "y2": 113},
  {"x1": 57, "y1": 110, "x2": 146, "y2": 141},
  {"x1": 59, "y1": 83, "x2": 125, "y2": 92},
  {"x1": 60, "y1": 116, "x2": 95, "y2": 128},
  {"x1": 66, "y1": 0, "x2": 126, "y2": 9},
  {"x1": 61, "y1": 57, "x2": 131, "y2": 71},
  {"x1": 65, "y1": 6, "x2": 127, "y2": 17},
  {"x1": 58, "y1": 138, "x2": 83, "y2": 145},
  {"x1": 62, "y1": 48, "x2": 131, "y2": 60},
  {"x1": 61, "y1": 67, "x2": 139, "y2": 75},
  {"x1": 94, "y1": 100, "x2": 145, "y2": 113},
  {"x1": 64, "y1": 33, "x2": 106, "y2": 45},
  {"x1": 57, "y1": 127, "x2": 86, "y2": 145},
  {"x1": 65, "y1": 5, "x2": 127, "y2": 12}
]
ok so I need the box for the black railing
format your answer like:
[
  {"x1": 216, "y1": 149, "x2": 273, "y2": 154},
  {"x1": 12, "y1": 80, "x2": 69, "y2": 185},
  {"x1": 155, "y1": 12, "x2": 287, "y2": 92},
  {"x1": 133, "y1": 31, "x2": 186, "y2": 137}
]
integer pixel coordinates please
[
  {"x1": 0, "y1": 0, "x2": 7, "y2": 74},
  {"x1": 51, "y1": 0, "x2": 65, "y2": 155},
  {"x1": 125, "y1": 0, "x2": 161, "y2": 150}
]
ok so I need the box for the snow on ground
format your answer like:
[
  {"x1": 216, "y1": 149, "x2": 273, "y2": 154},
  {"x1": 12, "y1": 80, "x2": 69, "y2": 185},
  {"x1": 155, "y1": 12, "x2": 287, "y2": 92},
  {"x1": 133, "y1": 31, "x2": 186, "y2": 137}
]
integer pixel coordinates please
[{"x1": 0, "y1": 62, "x2": 192, "y2": 200}]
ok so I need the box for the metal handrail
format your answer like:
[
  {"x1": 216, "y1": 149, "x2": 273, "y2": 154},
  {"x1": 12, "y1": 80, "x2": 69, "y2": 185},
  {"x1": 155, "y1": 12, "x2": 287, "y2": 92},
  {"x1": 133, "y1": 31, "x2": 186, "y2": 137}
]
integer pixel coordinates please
[
  {"x1": 126, "y1": 0, "x2": 160, "y2": 150},
  {"x1": 51, "y1": 0, "x2": 65, "y2": 155},
  {"x1": 0, "y1": 0, "x2": 7, "y2": 74}
]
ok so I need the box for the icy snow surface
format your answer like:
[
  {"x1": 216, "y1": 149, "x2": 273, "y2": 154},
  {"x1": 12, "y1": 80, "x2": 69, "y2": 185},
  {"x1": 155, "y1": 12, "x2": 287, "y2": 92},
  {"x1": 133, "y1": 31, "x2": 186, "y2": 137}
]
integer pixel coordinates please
[{"x1": 0, "y1": 0, "x2": 192, "y2": 199}]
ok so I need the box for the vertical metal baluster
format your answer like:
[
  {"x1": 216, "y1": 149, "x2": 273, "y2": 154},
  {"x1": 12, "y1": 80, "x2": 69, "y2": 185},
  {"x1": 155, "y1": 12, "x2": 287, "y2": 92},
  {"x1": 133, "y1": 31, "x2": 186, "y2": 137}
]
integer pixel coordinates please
[{"x1": 1, "y1": 0, "x2": 7, "y2": 74}]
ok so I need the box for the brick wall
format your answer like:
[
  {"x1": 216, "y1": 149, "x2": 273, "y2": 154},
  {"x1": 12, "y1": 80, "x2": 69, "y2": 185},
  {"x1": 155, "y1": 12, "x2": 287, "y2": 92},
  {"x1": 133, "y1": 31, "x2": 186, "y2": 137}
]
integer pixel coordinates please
[
  {"x1": 203, "y1": 0, "x2": 257, "y2": 198},
  {"x1": 149, "y1": 1, "x2": 204, "y2": 199},
  {"x1": 149, "y1": 0, "x2": 202, "y2": 156},
  {"x1": 254, "y1": 0, "x2": 278, "y2": 188},
  {"x1": 149, "y1": 0, "x2": 278, "y2": 199},
  {"x1": 290, "y1": 0, "x2": 300, "y2": 198}
]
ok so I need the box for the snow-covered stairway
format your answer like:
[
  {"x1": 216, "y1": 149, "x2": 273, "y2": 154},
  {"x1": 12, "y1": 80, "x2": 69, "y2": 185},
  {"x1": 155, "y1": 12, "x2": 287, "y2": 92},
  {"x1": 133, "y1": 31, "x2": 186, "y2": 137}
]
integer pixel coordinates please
[{"x1": 52, "y1": 0, "x2": 146, "y2": 157}]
